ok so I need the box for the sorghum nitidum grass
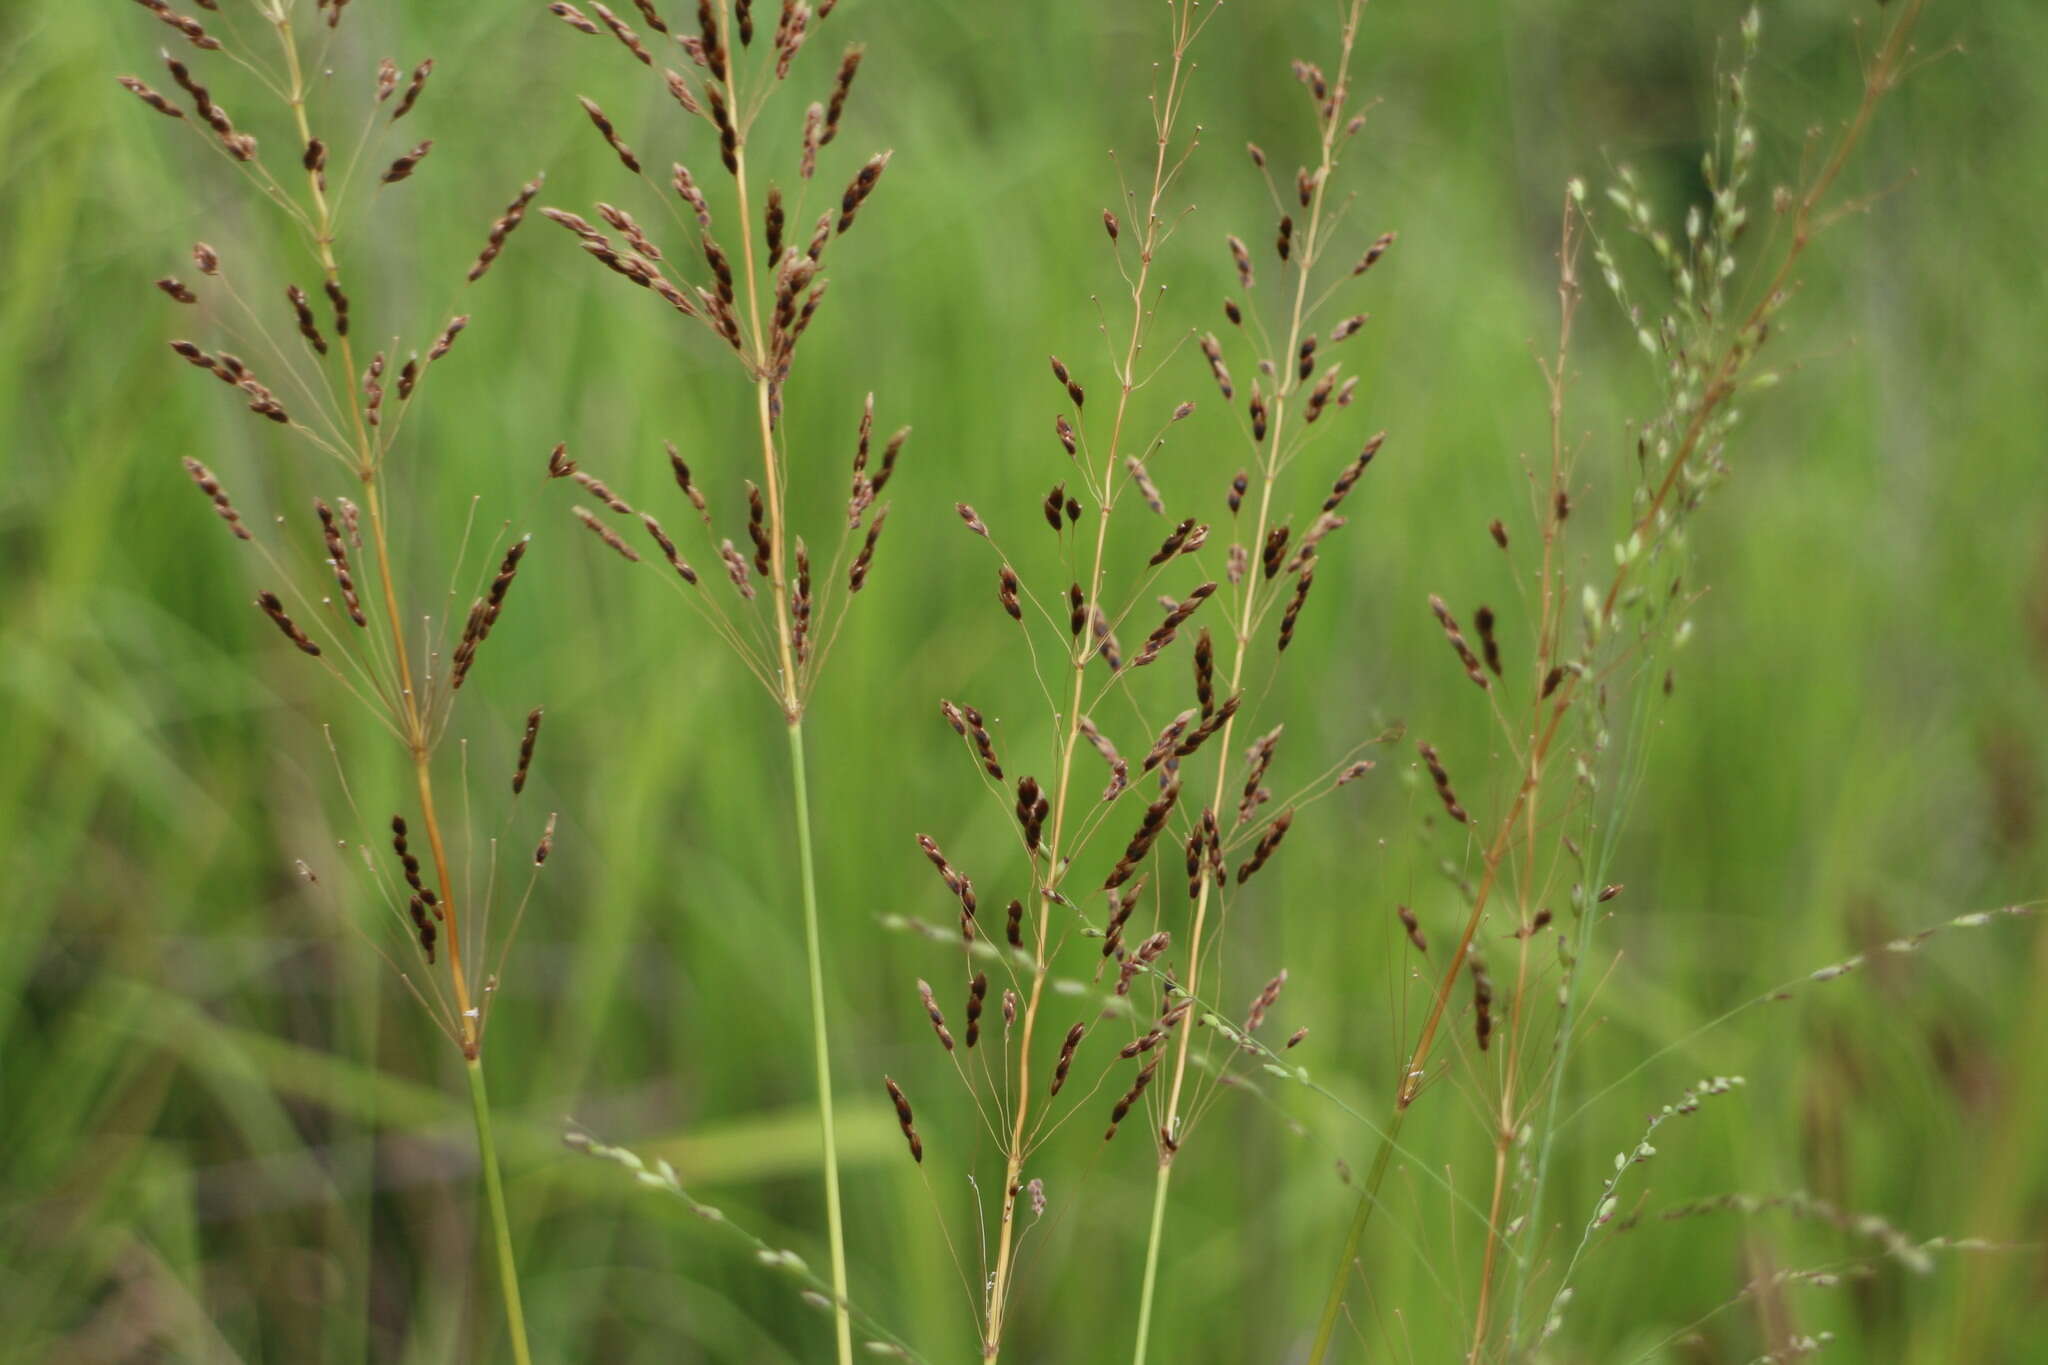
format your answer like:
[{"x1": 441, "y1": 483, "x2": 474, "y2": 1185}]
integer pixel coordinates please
[
  {"x1": 124, "y1": 2, "x2": 546, "y2": 1358},
  {"x1": 536, "y1": 2, "x2": 902, "y2": 1358}
]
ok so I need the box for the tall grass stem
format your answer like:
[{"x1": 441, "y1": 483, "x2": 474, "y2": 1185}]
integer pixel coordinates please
[
  {"x1": 789, "y1": 718, "x2": 855, "y2": 1365},
  {"x1": 465, "y1": 1059, "x2": 533, "y2": 1365}
]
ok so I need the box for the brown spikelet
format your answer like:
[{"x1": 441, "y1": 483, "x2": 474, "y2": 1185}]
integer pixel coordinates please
[
  {"x1": 952, "y1": 702, "x2": 1001, "y2": 780},
  {"x1": 511, "y1": 707, "x2": 543, "y2": 795},
  {"x1": 849, "y1": 506, "x2": 887, "y2": 591},
  {"x1": 1245, "y1": 969, "x2": 1288, "y2": 1033},
  {"x1": 591, "y1": 4, "x2": 653, "y2": 63},
  {"x1": 470, "y1": 176, "x2": 543, "y2": 283},
  {"x1": 574, "y1": 506, "x2": 641, "y2": 562},
  {"x1": 1077, "y1": 714, "x2": 1128, "y2": 801},
  {"x1": 835, "y1": 151, "x2": 890, "y2": 234},
  {"x1": 1125, "y1": 456, "x2": 1163, "y2": 514},
  {"x1": 740, "y1": 481, "x2": 772, "y2": 575},
  {"x1": 451, "y1": 536, "x2": 529, "y2": 689},
  {"x1": 822, "y1": 45, "x2": 862, "y2": 144},
  {"x1": 916, "y1": 979, "x2": 955, "y2": 1052},
  {"x1": 1005, "y1": 898, "x2": 1024, "y2": 949},
  {"x1": 1261, "y1": 524, "x2": 1290, "y2": 580},
  {"x1": 390, "y1": 813, "x2": 427, "y2": 900},
  {"x1": 1429, "y1": 595, "x2": 1490, "y2": 689},
  {"x1": 117, "y1": 76, "x2": 186, "y2": 119},
  {"x1": 362, "y1": 353, "x2": 387, "y2": 428},
  {"x1": 1174, "y1": 692, "x2": 1240, "y2": 762},
  {"x1": 871, "y1": 426, "x2": 907, "y2": 497},
  {"x1": 1226, "y1": 234, "x2": 1253, "y2": 289},
  {"x1": 705, "y1": 85, "x2": 739, "y2": 174},
  {"x1": 1276, "y1": 565, "x2": 1315, "y2": 652},
  {"x1": 884, "y1": 1076, "x2": 922, "y2": 1163},
  {"x1": 997, "y1": 563, "x2": 1022, "y2": 622},
  {"x1": 256, "y1": 591, "x2": 320, "y2": 656},
  {"x1": 1352, "y1": 230, "x2": 1396, "y2": 275},
  {"x1": 1100, "y1": 882, "x2": 1140, "y2": 960},
  {"x1": 1105, "y1": 776, "x2": 1180, "y2": 890},
  {"x1": 641, "y1": 513, "x2": 699, "y2": 585},
  {"x1": 428, "y1": 315, "x2": 468, "y2": 362},
  {"x1": 381, "y1": 140, "x2": 432, "y2": 184},
  {"x1": 964, "y1": 972, "x2": 987, "y2": 1049},
  {"x1": 1105, "y1": 1056, "x2": 1161, "y2": 1140},
  {"x1": 914, "y1": 832, "x2": 977, "y2": 929},
  {"x1": 549, "y1": 3, "x2": 603, "y2": 35},
  {"x1": 1238, "y1": 725, "x2": 1283, "y2": 826},
  {"x1": 1235, "y1": 808, "x2": 1294, "y2": 885},
  {"x1": 1050, "y1": 1022, "x2": 1086, "y2": 1097},
  {"x1": 314, "y1": 498, "x2": 367, "y2": 627},
  {"x1": 181, "y1": 458, "x2": 251, "y2": 541},
  {"x1": 408, "y1": 894, "x2": 437, "y2": 962},
  {"x1": 1324, "y1": 432, "x2": 1385, "y2": 511},
  {"x1": 1148, "y1": 517, "x2": 1197, "y2": 567},
  {"x1": 1116, "y1": 931, "x2": 1170, "y2": 997},
  {"x1": 392, "y1": 59, "x2": 433, "y2": 120},
  {"x1": 534, "y1": 810, "x2": 557, "y2": 865},
  {"x1": 1417, "y1": 741, "x2": 1468, "y2": 825},
  {"x1": 1015, "y1": 776, "x2": 1047, "y2": 851},
  {"x1": 1474, "y1": 605, "x2": 1503, "y2": 678},
  {"x1": 665, "y1": 443, "x2": 711, "y2": 523},
  {"x1": 578, "y1": 96, "x2": 640, "y2": 173},
  {"x1": 324, "y1": 280, "x2": 351, "y2": 338},
  {"x1": 1132, "y1": 583, "x2": 1215, "y2": 667},
  {"x1": 772, "y1": 1, "x2": 809, "y2": 76},
  {"x1": 1397, "y1": 904, "x2": 1427, "y2": 952},
  {"x1": 1471, "y1": 958, "x2": 1495, "y2": 1051},
  {"x1": 571, "y1": 472, "x2": 632, "y2": 516},
  {"x1": 1199, "y1": 332, "x2": 1234, "y2": 400},
  {"x1": 155, "y1": 276, "x2": 197, "y2": 303},
  {"x1": 286, "y1": 284, "x2": 329, "y2": 355},
  {"x1": 1489, "y1": 517, "x2": 1509, "y2": 549}
]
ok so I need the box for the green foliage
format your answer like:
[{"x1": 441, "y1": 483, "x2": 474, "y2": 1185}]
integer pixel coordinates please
[{"x1": 2, "y1": 1, "x2": 2044, "y2": 1361}]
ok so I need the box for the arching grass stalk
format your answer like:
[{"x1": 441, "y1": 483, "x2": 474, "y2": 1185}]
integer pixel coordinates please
[
  {"x1": 1130, "y1": 3, "x2": 1371, "y2": 1360},
  {"x1": 1305, "y1": 4, "x2": 1931, "y2": 1359},
  {"x1": 535, "y1": 2, "x2": 910, "y2": 1357},
  {"x1": 118, "y1": 4, "x2": 554, "y2": 1361}
]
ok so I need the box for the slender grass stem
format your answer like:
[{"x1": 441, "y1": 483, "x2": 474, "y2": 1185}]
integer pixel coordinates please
[
  {"x1": 1307, "y1": 1107, "x2": 1404, "y2": 1362},
  {"x1": 1133, "y1": 7, "x2": 1367, "y2": 1359},
  {"x1": 788, "y1": 718, "x2": 855, "y2": 1364},
  {"x1": 466, "y1": 1058, "x2": 534, "y2": 1365},
  {"x1": 1129, "y1": 1156, "x2": 1173, "y2": 1361}
]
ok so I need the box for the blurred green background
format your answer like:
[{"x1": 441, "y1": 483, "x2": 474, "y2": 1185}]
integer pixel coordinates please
[{"x1": 4, "y1": 1, "x2": 2045, "y2": 1361}]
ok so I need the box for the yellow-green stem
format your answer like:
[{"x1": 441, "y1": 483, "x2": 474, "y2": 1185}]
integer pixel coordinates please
[
  {"x1": 466, "y1": 1058, "x2": 534, "y2": 1365},
  {"x1": 1308, "y1": 1108, "x2": 1404, "y2": 1363},
  {"x1": 789, "y1": 718, "x2": 854, "y2": 1364}
]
